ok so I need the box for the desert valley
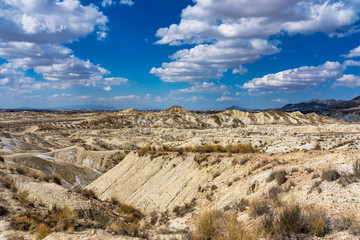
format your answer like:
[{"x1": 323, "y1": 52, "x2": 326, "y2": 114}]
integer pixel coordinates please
[{"x1": 0, "y1": 97, "x2": 359, "y2": 239}]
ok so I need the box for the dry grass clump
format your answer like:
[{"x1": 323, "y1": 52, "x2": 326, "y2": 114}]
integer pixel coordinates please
[
  {"x1": 0, "y1": 175, "x2": 17, "y2": 191},
  {"x1": 138, "y1": 143, "x2": 259, "y2": 155},
  {"x1": 10, "y1": 206, "x2": 78, "y2": 235},
  {"x1": 259, "y1": 202, "x2": 328, "y2": 238},
  {"x1": 249, "y1": 198, "x2": 271, "y2": 217},
  {"x1": 335, "y1": 211, "x2": 360, "y2": 235},
  {"x1": 353, "y1": 159, "x2": 360, "y2": 179},
  {"x1": 13, "y1": 190, "x2": 29, "y2": 205},
  {"x1": 321, "y1": 168, "x2": 340, "y2": 181},
  {"x1": 173, "y1": 198, "x2": 196, "y2": 217},
  {"x1": 72, "y1": 186, "x2": 98, "y2": 200},
  {"x1": 189, "y1": 210, "x2": 256, "y2": 240},
  {"x1": 267, "y1": 170, "x2": 287, "y2": 185},
  {"x1": 234, "y1": 198, "x2": 249, "y2": 212},
  {"x1": 117, "y1": 202, "x2": 144, "y2": 222},
  {"x1": 35, "y1": 223, "x2": 50, "y2": 239}
]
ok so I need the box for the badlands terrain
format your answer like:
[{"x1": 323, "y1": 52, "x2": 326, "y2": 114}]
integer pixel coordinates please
[{"x1": 0, "y1": 106, "x2": 359, "y2": 239}]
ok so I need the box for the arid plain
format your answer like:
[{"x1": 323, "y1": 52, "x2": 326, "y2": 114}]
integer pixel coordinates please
[{"x1": 0, "y1": 106, "x2": 360, "y2": 239}]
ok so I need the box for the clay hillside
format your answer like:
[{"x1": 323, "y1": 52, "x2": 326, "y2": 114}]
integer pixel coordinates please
[{"x1": 0, "y1": 107, "x2": 359, "y2": 239}]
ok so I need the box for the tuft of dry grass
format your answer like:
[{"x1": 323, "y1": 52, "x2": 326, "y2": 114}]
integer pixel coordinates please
[
  {"x1": 138, "y1": 143, "x2": 259, "y2": 156},
  {"x1": 249, "y1": 198, "x2": 271, "y2": 217},
  {"x1": 353, "y1": 159, "x2": 360, "y2": 179},
  {"x1": 189, "y1": 210, "x2": 256, "y2": 240},
  {"x1": 267, "y1": 170, "x2": 287, "y2": 185},
  {"x1": 35, "y1": 223, "x2": 50, "y2": 239},
  {"x1": 321, "y1": 168, "x2": 340, "y2": 181}
]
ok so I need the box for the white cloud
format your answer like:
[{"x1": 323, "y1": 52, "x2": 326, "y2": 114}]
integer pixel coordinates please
[
  {"x1": 242, "y1": 61, "x2": 345, "y2": 93},
  {"x1": 271, "y1": 98, "x2": 288, "y2": 103},
  {"x1": 216, "y1": 96, "x2": 240, "y2": 102},
  {"x1": 0, "y1": 0, "x2": 108, "y2": 43},
  {"x1": 114, "y1": 95, "x2": 141, "y2": 100},
  {"x1": 152, "y1": 0, "x2": 360, "y2": 83},
  {"x1": 0, "y1": 0, "x2": 129, "y2": 94},
  {"x1": 179, "y1": 82, "x2": 228, "y2": 93},
  {"x1": 150, "y1": 39, "x2": 279, "y2": 82},
  {"x1": 185, "y1": 96, "x2": 206, "y2": 102},
  {"x1": 120, "y1": 0, "x2": 134, "y2": 6},
  {"x1": 101, "y1": 0, "x2": 114, "y2": 7},
  {"x1": 344, "y1": 46, "x2": 360, "y2": 58},
  {"x1": 50, "y1": 93, "x2": 72, "y2": 98},
  {"x1": 334, "y1": 74, "x2": 360, "y2": 87}
]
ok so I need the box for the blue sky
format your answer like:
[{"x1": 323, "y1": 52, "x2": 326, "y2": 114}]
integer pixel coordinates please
[{"x1": 0, "y1": 0, "x2": 360, "y2": 110}]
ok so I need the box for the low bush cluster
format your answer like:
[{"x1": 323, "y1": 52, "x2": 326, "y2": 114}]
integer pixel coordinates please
[{"x1": 138, "y1": 143, "x2": 259, "y2": 156}]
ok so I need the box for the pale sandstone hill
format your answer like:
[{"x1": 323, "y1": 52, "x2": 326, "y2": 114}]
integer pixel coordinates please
[
  {"x1": 87, "y1": 149, "x2": 360, "y2": 217},
  {"x1": 162, "y1": 105, "x2": 189, "y2": 113}
]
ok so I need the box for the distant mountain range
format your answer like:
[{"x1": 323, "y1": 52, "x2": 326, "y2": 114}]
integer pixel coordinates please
[
  {"x1": 277, "y1": 99, "x2": 346, "y2": 112},
  {"x1": 277, "y1": 96, "x2": 360, "y2": 122}
]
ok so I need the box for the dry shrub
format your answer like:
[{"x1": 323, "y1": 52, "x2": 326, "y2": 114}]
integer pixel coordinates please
[
  {"x1": 35, "y1": 223, "x2": 50, "y2": 239},
  {"x1": 268, "y1": 186, "x2": 281, "y2": 200},
  {"x1": 190, "y1": 210, "x2": 221, "y2": 239},
  {"x1": 258, "y1": 201, "x2": 328, "y2": 238},
  {"x1": 173, "y1": 198, "x2": 196, "y2": 217},
  {"x1": 73, "y1": 186, "x2": 97, "y2": 199},
  {"x1": 267, "y1": 170, "x2": 287, "y2": 185},
  {"x1": 53, "y1": 206, "x2": 77, "y2": 232},
  {"x1": 189, "y1": 211, "x2": 256, "y2": 240},
  {"x1": 249, "y1": 198, "x2": 271, "y2": 217},
  {"x1": 117, "y1": 203, "x2": 144, "y2": 222},
  {"x1": 278, "y1": 202, "x2": 304, "y2": 234},
  {"x1": 139, "y1": 143, "x2": 259, "y2": 155},
  {"x1": 14, "y1": 190, "x2": 29, "y2": 204},
  {"x1": 353, "y1": 159, "x2": 360, "y2": 179},
  {"x1": 0, "y1": 175, "x2": 17, "y2": 191},
  {"x1": 234, "y1": 198, "x2": 249, "y2": 212},
  {"x1": 336, "y1": 211, "x2": 360, "y2": 236},
  {"x1": 321, "y1": 168, "x2": 340, "y2": 181},
  {"x1": 314, "y1": 142, "x2": 321, "y2": 150}
]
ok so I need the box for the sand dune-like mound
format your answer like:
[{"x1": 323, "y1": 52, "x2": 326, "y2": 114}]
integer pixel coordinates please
[
  {"x1": 162, "y1": 105, "x2": 189, "y2": 113},
  {"x1": 120, "y1": 108, "x2": 141, "y2": 114}
]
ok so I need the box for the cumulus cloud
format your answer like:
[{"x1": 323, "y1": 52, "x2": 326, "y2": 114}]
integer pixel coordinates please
[
  {"x1": 114, "y1": 95, "x2": 141, "y2": 100},
  {"x1": 101, "y1": 0, "x2": 134, "y2": 7},
  {"x1": 216, "y1": 96, "x2": 240, "y2": 102},
  {"x1": 344, "y1": 45, "x2": 360, "y2": 58},
  {"x1": 334, "y1": 74, "x2": 360, "y2": 87},
  {"x1": 120, "y1": 0, "x2": 134, "y2": 6},
  {"x1": 151, "y1": 0, "x2": 360, "y2": 83},
  {"x1": 271, "y1": 98, "x2": 288, "y2": 103},
  {"x1": 0, "y1": 0, "x2": 128, "y2": 94},
  {"x1": 242, "y1": 61, "x2": 354, "y2": 93},
  {"x1": 101, "y1": 0, "x2": 114, "y2": 7},
  {"x1": 150, "y1": 39, "x2": 279, "y2": 82},
  {"x1": 0, "y1": 0, "x2": 108, "y2": 43}
]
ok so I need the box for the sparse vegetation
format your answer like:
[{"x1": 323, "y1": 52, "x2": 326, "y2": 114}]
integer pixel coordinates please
[
  {"x1": 249, "y1": 198, "x2": 271, "y2": 217},
  {"x1": 35, "y1": 223, "x2": 50, "y2": 239},
  {"x1": 138, "y1": 143, "x2": 259, "y2": 156},
  {"x1": 173, "y1": 198, "x2": 196, "y2": 217},
  {"x1": 189, "y1": 210, "x2": 256, "y2": 240},
  {"x1": 259, "y1": 201, "x2": 328, "y2": 238},
  {"x1": 267, "y1": 170, "x2": 287, "y2": 185},
  {"x1": 321, "y1": 168, "x2": 340, "y2": 181}
]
